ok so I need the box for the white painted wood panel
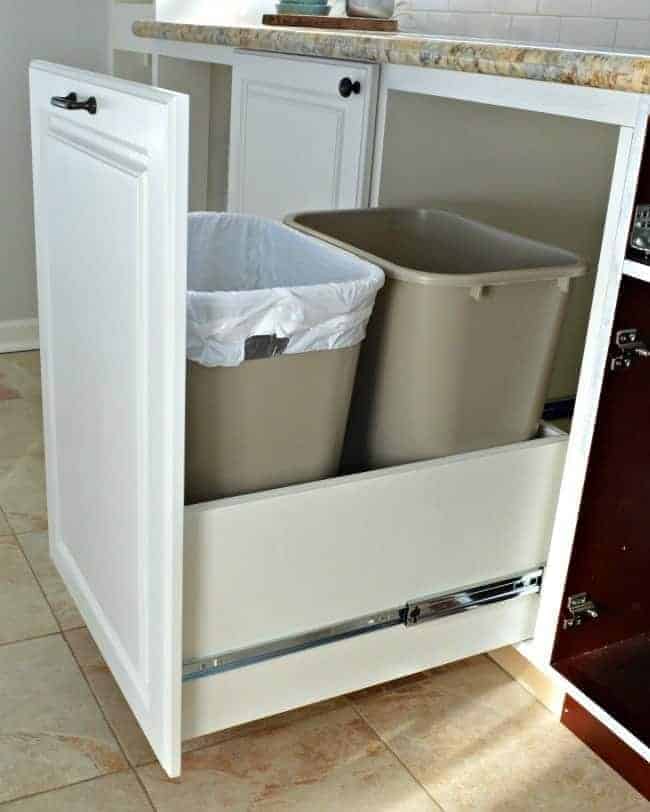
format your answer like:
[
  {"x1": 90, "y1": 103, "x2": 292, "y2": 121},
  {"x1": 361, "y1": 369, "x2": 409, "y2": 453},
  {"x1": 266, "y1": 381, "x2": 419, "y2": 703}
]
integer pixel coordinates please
[
  {"x1": 228, "y1": 52, "x2": 377, "y2": 219},
  {"x1": 533, "y1": 106, "x2": 648, "y2": 667},
  {"x1": 30, "y1": 61, "x2": 188, "y2": 777},
  {"x1": 622, "y1": 258, "x2": 650, "y2": 284},
  {"x1": 378, "y1": 63, "x2": 641, "y2": 128},
  {"x1": 183, "y1": 432, "x2": 567, "y2": 660},
  {"x1": 183, "y1": 592, "x2": 540, "y2": 740}
]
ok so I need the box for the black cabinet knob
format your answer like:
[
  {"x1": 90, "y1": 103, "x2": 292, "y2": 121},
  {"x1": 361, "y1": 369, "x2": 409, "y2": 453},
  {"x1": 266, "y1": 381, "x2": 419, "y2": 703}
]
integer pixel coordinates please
[{"x1": 339, "y1": 77, "x2": 361, "y2": 98}]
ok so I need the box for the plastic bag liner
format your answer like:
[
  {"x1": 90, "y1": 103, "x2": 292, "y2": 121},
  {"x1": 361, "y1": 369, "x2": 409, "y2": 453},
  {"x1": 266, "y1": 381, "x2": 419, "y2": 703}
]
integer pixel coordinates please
[{"x1": 187, "y1": 212, "x2": 385, "y2": 367}]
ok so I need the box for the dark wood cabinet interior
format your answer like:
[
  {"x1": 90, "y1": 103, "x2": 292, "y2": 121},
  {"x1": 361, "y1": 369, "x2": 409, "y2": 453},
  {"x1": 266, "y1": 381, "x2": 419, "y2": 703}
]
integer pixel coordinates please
[{"x1": 552, "y1": 275, "x2": 650, "y2": 751}]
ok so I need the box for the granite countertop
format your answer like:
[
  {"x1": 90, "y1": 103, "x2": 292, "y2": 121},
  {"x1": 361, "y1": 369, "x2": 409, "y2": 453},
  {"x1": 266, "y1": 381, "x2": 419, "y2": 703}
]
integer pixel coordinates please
[{"x1": 133, "y1": 20, "x2": 650, "y2": 95}]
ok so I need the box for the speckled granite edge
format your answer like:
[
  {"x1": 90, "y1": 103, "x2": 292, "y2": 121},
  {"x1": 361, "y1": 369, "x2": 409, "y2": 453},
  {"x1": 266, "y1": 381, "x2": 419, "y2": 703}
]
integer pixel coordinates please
[{"x1": 133, "y1": 20, "x2": 650, "y2": 95}]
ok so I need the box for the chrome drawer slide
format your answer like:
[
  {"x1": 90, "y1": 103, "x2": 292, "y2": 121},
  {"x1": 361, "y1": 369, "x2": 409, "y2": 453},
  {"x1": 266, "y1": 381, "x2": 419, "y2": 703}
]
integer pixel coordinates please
[{"x1": 182, "y1": 567, "x2": 543, "y2": 682}]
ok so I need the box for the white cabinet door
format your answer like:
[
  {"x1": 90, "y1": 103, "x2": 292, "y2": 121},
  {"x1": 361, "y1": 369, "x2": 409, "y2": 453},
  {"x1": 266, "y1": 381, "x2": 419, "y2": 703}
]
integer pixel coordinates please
[
  {"x1": 228, "y1": 51, "x2": 378, "y2": 219},
  {"x1": 30, "y1": 61, "x2": 188, "y2": 777}
]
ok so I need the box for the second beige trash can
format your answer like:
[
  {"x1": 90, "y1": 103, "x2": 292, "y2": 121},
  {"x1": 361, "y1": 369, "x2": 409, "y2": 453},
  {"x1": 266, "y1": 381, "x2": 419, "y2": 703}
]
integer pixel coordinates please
[
  {"x1": 185, "y1": 213, "x2": 384, "y2": 503},
  {"x1": 287, "y1": 208, "x2": 587, "y2": 470}
]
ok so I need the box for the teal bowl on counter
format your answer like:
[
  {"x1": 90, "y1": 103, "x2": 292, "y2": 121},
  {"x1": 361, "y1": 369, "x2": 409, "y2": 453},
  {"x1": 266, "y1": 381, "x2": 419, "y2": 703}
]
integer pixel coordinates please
[{"x1": 275, "y1": 2, "x2": 331, "y2": 13}]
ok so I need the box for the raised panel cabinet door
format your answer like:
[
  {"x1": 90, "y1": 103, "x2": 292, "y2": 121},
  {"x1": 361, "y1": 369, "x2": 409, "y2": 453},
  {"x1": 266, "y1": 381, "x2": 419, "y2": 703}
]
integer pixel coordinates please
[
  {"x1": 30, "y1": 61, "x2": 188, "y2": 777},
  {"x1": 228, "y1": 51, "x2": 378, "y2": 219}
]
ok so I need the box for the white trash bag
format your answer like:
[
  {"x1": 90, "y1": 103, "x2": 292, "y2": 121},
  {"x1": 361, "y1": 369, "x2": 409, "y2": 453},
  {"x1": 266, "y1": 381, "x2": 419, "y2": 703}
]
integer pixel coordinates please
[{"x1": 186, "y1": 213, "x2": 385, "y2": 367}]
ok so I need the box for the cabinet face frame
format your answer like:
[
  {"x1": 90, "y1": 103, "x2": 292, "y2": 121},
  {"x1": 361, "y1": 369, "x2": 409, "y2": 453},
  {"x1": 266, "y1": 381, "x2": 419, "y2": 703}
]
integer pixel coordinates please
[{"x1": 372, "y1": 64, "x2": 649, "y2": 759}]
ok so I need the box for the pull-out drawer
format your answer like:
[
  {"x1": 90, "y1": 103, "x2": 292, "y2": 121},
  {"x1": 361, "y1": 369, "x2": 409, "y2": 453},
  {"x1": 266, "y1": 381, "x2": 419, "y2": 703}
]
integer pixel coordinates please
[
  {"x1": 33, "y1": 60, "x2": 643, "y2": 780},
  {"x1": 181, "y1": 427, "x2": 567, "y2": 738}
]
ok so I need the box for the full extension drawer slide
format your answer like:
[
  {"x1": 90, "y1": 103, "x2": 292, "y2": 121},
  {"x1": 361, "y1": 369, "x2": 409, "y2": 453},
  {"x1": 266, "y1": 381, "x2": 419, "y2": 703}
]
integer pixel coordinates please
[{"x1": 182, "y1": 568, "x2": 543, "y2": 681}]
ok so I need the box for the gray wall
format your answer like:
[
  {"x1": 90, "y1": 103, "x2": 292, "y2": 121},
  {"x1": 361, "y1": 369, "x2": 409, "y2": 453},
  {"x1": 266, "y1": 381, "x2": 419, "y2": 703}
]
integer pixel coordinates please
[
  {"x1": 378, "y1": 92, "x2": 620, "y2": 399},
  {"x1": 0, "y1": 1, "x2": 109, "y2": 328}
]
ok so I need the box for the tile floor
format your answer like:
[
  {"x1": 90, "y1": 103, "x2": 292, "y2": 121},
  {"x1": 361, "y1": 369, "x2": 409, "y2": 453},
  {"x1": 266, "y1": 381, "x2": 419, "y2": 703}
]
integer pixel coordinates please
[{"x1": 0, "y1": 349, "x2": 647, "y2": 811}]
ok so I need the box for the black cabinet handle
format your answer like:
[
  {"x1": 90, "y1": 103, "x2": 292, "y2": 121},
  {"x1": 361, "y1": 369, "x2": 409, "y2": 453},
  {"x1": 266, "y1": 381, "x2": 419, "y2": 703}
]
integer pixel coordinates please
[
  {"x1": 339, "y1": 77, "x2": 361, "y2": 98},
  {"x1": 51, "y1": 92, "x2": 97, "y2": 115}
]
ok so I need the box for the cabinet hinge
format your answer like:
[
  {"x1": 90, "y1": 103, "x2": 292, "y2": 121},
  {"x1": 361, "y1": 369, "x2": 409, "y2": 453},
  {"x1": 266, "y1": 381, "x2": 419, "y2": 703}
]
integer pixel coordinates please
[
  {"x1": 630, "y1": 203, "x2": 650, "y2": 257},
  {"x1": 182, "y1": 567, "x2": 544, "y2": 682},
  {"x1": 610, "y1": 328, "x2": 650, "y2": 371},
  {"x1": 563, "y1": 592, "x2": 599, "y2": 630}
]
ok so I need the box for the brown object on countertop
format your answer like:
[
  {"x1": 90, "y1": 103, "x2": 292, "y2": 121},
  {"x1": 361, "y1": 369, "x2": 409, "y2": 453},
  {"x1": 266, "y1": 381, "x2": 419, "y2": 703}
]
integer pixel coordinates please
[{"x1": 262, "y1": 14, "x2": 398, "y2": 31}]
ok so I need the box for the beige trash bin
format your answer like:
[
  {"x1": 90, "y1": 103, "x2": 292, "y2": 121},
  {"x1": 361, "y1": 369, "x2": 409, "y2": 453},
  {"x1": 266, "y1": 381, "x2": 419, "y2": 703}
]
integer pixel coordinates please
[
  {"x1": 185, "y1": 213, "x2": 384, "y2": 503},
  {"x1": 286, "y1": 208, "x2": 587, "y2": 470}
]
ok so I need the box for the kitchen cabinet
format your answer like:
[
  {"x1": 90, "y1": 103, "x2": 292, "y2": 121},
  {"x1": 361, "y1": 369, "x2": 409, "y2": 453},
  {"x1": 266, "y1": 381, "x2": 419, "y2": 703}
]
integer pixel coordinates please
[
  {"x1": 228, "y1": 51, "x2": 378, "y2": 218},
  {"x1": 29, "y1": 57, "x2": 650, "y2": 782}
]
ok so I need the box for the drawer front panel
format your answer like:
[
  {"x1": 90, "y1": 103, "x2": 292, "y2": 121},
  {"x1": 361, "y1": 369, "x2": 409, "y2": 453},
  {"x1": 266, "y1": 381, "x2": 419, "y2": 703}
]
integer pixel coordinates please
[{"x1": 183, "y1": 433, "x2": 567, "y2": 661}]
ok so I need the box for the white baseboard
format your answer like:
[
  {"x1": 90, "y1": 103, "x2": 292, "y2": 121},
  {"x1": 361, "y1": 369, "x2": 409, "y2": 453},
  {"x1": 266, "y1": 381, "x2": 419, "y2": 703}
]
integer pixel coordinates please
[{"x1": 0, "y1": 319, "x2": 39, "y2": 353}]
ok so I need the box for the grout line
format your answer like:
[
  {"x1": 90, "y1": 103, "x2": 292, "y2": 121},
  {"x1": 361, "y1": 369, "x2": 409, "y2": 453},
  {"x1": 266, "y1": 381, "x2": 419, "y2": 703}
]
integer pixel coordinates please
[
  {"x1": 130, "y1": 767, "x2": 158, "y2": 811},
  {"x1": 0, "y1": 505, "x2": 12, "y2": 536},
  {"x1": 59, "y1": 628, "x2": 154, "y2": 811},
  {"x1": 0, "y1": 769, "x2": 150, "y2": 809},
  {"x1": 62, "y1": 631, "x2": 159, "y2": 810},
  {"x1": 0, "y1": 629, "x2": 61, "y2": 649},
  {"x1": 63, "y1": 631, "x2": 133, "y2": 765},
  {"x1": 12, "y1": 532, "x2": 57, "y2": 624},
  {"x1": 13, "y1": 532, "x2": 85, "y2": 635},
  {"x1": 346, "y1": 699, "x2": 446, "y2": 812}
]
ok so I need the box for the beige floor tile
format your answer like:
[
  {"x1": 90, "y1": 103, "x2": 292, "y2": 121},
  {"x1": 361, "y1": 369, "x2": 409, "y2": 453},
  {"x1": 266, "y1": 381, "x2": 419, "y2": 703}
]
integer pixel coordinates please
[
  {"x1": 0, "y1": 507, "x2": 11, "y2": 536},
  {"x1": 1, "y1": 771, "x2": 151, "y2": 811},
  {"x1": 19, "y1": 532, "x2": 84, "y2": 631},
  {"x1": 64, "y1": 629, "x2": 156, "y2": 768},
  {"x1": 0, "y1": 535, "x2": 57, "y2": 644},
  {"x1": 0, "y1": 455, "x2": 48, "y2": 533},
  {"x1": 350, "y1": 655, "x2": 647, "y2": 812},
  {"x1": 0, "y1": 399, "x2": 44, "y2": 460},
  {"x1": 0, "y1": 635, "x2": 127, "y2": 803},
  {"x1": 138, "y1": 704, "x2": 439, "y2": 811},
  {"x1": 0, "y1": 351, "x2": 42, "y2": 403},
  {"x1": 182, "y1": 695, "x2": 351, "y2": 755},
  {"x1": 65, "y1": 628, "x2": 348, "y2": 768}
]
